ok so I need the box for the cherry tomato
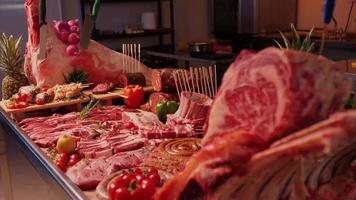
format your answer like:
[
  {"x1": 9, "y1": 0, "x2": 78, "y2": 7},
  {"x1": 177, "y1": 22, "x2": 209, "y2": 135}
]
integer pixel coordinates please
[
  {"x1": 67, "y1": 153, "x2": 80, "y2": 166},
  {"x1": 18, "y1": 93, "x2": 31, "y2": 102},
  {"x1": 121, "y1": 173, "x2": 137, "y2": 186},
  {"x1": 57, "y1": 153, "x2": 69, "y2": 166},
  {"x1": 135, "y1": 174, "x2": 146, "y2": 185},
  {"x1": 108, "y1": 181, "x2": 121, "y2": 200},
  {"x1": 114, "y1": 187, "x2": 131, "y2": 200},
  {"x1": 140, "y1": 180, "x2": 156, "y2": 199},
  {"x1": 147, "y1": 166, "x2": 158, "y2": 175},
  {"x1": 56, "y1": 160, "x2": 67, "y2": 172},
  {"x1": 133, "y1": 168, "x2": 142, "y2": 174},
  {"x1": 131, "y1": 186, "x2": 145, "y2": 200},
  {"x1": 35, "y1": 97, "x2": 45, "y2": 105},
  {"x1": 148, "y1": 173, "x2": 161, "y2": 186}
]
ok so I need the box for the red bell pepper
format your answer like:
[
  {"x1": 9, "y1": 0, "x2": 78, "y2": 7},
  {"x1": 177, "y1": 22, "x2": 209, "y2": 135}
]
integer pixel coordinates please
[{"x1": 123, "y1": 85, "x2": 144, "y2": 109}]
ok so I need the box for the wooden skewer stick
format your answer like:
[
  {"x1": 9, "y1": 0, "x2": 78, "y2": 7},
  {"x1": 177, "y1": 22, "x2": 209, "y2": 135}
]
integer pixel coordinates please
[
  {"x1": 194, "y1": 68, "x2": 200, "y2": 93},
  {"x1": 190, "y1": 67, "x2": 195, "y2": 93},
  {"x1": 208, "y1": 67, "x2": 213, "y2": 98},
  {"x1": 209, "y1": 66, "x2": 215, "y2": 96},
  {"x1": 201, "y1": 67, "x2": 210, "y2": 96},
  {"x1": 138, "y1": 44, "x2": 141, "y2": 73},
  {"x1": 214, "y1": 65, "x2": 217, "y2": 94},
  {"x1": 122, "y1": 44, "x2": 125, "y2": 73},
  {"x1": 180, "y1": 70, "x2": 187, "y2": 92},
  {"x1": 175, "y1": 71, "x2": 184, "y2": 98},
  {"x1": 184, "y1": 69, "x2": 191, "y2": 92},
  {"x1": 204, "y1": 67, "x2": 212, "y2": 98},
  {"x1": 172, "y1": 72, "x2": 180, "y2": 98},
  {"x1": 203, "y1": 67, "x2": 210, "y2": 97},
  {"x1": 199, "y1": 67, "x2": 206, "y2": 95},
  {"x1": 181, "y1": 69, "x2": 187, "y2": 92}
]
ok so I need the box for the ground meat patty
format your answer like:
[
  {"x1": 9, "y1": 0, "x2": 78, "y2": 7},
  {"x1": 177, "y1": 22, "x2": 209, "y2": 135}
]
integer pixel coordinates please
[
  {"x1": 92, "y1": 82, "x2": 115, "y2": 94},
  {"x1": 118, "y1": 72, "x2": 146, "y2": 87},
  {"x1": 148, "y1": 92, "x2": 178, "y2": 113},
  {"x1": 151, "y1": 68, "x2": 179, "y2": 92}
]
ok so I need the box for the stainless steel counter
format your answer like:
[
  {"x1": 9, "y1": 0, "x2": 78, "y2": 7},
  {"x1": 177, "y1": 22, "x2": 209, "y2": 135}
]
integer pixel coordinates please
[{"x1": 0, "y1": 109, "x2": 87, "y2": 200}]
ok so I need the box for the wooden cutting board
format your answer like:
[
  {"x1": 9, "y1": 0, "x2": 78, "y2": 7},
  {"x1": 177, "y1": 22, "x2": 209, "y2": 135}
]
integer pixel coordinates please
[
  {"x1": 0, "y1": 96, "x2": 90, "y2": 114},
  {"x1": 83, "y1": 86, "x2": 154, "y2": 101}
]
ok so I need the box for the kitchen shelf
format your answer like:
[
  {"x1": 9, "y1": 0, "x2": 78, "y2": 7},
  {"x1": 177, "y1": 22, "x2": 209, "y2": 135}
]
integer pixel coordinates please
[
  {"x1": 93, "y1": 28, "x2": 174, "y2": 40},
  {"x1": 101, "y1": 0, "x2": 169, "y2": 2},
  {"x1": 80, "y1": 0, "x2": 175, "y2": 49}
]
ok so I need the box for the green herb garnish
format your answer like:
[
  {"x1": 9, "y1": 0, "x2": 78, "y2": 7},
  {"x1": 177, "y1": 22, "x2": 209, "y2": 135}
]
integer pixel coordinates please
[
  {"x1": 80, "y1": 96, "x2": 99, "y2": 119},
  {"x1": 64, "y1": 69, "x2": 88, "y2": 84}
]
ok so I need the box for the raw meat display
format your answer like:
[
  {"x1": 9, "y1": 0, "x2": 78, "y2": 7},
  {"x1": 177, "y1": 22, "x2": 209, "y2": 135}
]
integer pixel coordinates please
[
  {"x1": 154, "y1": 111, "x2": 356, "y2": 200},
  {"x1": 117, "y1": 72, "x2": 146, "y2": 87},
  {"x1": 24, "y1": 0, "x2": 152, "y2": 87},
  {"x1": 151, "y1": 68, "x2": 178, "y2": 92},
  {"x1": 66, "y1": 146, "x2": 154, "y2": 190},
  {"x1": 19, "y1": 106, "x2": 131, "y2": 147},
  {"x1": 141, "y1": 138, "x2": 201, "y2": 174},
  {"x1": 123, "y1": 111, "x2": 197, "y2": 139},
  {"x1": 140, "y1": 92, "x2": 178, "y2": 113},
  {"x1": 167, "y1": 91, "x2": 212, "y2": 127},
  {"x1": 92, "y1": 82, "x2": 115, "y2": 94},
  {"x1": 204, "y1": 47, "x2": 351, "y2": 144}
]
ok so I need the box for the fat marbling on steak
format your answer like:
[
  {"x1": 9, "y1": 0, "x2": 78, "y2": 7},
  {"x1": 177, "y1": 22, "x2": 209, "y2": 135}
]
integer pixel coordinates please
[{"x1": 204, "y1": 48, "x2": 351, "y2": 144}]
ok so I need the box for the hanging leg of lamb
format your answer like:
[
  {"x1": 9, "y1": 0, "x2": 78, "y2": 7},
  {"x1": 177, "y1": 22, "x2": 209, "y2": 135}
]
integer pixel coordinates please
[
  {"x1": 154, "y1": 110, "x2": 356, "y2": 200},
  {"x1": 203, "y1": 48, "x2": 351, "y2": 144},
  {"x1": 24, "y1": 0, "x2": 152, "y2": 87}
]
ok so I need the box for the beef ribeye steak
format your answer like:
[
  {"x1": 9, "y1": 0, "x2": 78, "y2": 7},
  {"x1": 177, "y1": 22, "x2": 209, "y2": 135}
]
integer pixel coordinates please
[{"x1": 204, "y1": 48, "x2": 351, "y2": 144}]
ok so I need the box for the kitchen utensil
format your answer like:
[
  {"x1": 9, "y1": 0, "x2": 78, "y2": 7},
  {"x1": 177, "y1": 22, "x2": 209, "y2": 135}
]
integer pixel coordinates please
[
  {"x1": 189, "y1": 42, "x2": 211, "y2": 55},
  {"x1": 38, "y1": 0, "x2": 47, "y2": 59},
  {"x1": 80, "y1": 0, "x2": 100, "y2": 49}
]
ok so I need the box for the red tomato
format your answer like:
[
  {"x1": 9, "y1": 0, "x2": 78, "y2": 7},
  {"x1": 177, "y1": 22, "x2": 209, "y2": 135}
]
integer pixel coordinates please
[
  {"x1": 121, "y1": 173, "x2": 137, "y2": 186},
  {"x1": 114, "y1": 187, "x2": 131, "y2": 200},
  {"x1": 67, "y1": 153, "x2": 80, "y2": 166},
  {"x1": 57, "y1": 153, "x2": 69, "y2": 166},
  {"x1": 147, "y1": 166, "x2": 158, "y2": 175},
  {"x1": 18, "y1": 93, "x2": 31, "y2": 102},
  {"x1": 56, "y1": 161, "x2": 67, "y2": 172},
  {"x1": 135, "y1": 174, "x2": 146, "y2": 185},
  {"x1": 131, "y1": 187, "x2": 146, "y2": 200},
  {"x1": 140, "y1": 180, "x2": 156, "y2": 199},
  {"x1": 5, "y1": 102, "x2": 16, "y2": 109},
  {"x1": 148, "y1": 173, "x2": 160, "y2": 186},
  {"x1": 15, "y1": 101, "x2": 29, "y2": 109},
  {"x1": 123, "y1": 85, "x2": 144, "y2": 109},
  {"x1": 108, "y1": 181, "x2": 121, "y2": 200},
  {"x1": 133, "y1": 168, "x2": 142, "y2": 174},
  {"x1": 35, "y1": 97, "x2": 45, "y2": 105}
]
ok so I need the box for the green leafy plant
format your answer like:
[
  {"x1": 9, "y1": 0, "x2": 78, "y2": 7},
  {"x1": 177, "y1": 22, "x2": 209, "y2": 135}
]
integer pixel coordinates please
[
  {"x1": 64, "y1": 69, "x2": 88, "y2": 84},
  {"x1": 274, "y1": 24, "x2": 315, "y2": 52},
  {"x1": 80, "y1": 96, "x2": 100, "y2": 119}
]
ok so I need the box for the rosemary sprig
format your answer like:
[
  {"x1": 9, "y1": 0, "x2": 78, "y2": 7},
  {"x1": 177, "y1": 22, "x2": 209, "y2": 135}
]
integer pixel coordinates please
[{"x1": 80, "y1": 96, "x2": 100, "y2": 119}]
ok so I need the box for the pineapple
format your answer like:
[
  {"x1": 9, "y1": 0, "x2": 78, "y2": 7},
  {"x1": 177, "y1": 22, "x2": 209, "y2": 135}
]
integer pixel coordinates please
[
  {"x1": 274, "y1": 24, "x2": 315, "y2": 52},
  {"x1": 0, "y1": 33, "x2": 28, "y2": 100}
]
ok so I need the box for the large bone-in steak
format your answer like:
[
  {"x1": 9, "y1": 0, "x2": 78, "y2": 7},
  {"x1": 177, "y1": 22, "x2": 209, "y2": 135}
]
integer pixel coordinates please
[
  {"x1": 204, "y1": 48, "x2": 351, "y2": 144},
  {"x1": 24, "y1": 0, "x2": 152, "y2": 87}
]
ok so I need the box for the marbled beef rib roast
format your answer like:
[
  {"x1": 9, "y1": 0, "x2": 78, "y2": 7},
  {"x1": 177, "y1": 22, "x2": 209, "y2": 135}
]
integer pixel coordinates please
[
  {"x1": 24, "y1": 0, "x2": 151, "y2": 87},
  {"x1": 153, "y1": 48, "x2": 353, "y2": 200}
]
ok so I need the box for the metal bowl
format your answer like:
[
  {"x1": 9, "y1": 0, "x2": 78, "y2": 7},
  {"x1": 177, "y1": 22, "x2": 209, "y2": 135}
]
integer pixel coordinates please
[{"x1": 189, "y1": 42, "x2": 212, "y2": 54}]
